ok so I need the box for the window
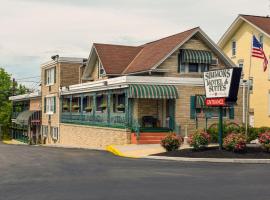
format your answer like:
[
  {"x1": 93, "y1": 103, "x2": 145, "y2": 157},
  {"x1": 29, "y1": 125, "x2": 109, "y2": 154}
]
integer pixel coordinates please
[
  {"x1": 201, "y1": 64, "x2": 209, "y2": 72},
  {"x1": 259, "y1": 34, "x2": 264, "y2": 48},
  {"x1": 50, "y1": 127, "x2": 58, "y2": 141},
  {"x1": 188, "y1": 63, "x2": 199, "y2": 72},
  {"x1": 45, "y1": 67, "x2": 55, "y2": 85},
  {"x1": 45, "y1": 96, "x2": 56, "y2": 114},
  {"x1": 41, "y1": 125, "x2": 48, "y2": 138},
  {"x1": 232, "y1": 40, "x2": 236, "y2": 56}
]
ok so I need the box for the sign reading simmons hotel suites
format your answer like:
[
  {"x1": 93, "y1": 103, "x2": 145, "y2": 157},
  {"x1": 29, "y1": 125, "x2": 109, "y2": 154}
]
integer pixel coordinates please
[{"x1": 203, "y1": 68, "x2": 242, "y2": 106}]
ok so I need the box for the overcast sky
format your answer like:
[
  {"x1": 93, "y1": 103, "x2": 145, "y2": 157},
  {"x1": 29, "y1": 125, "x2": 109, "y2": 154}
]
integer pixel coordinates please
[{"x1": 0, "y1": 0, "x2": 269, "y2": 88}]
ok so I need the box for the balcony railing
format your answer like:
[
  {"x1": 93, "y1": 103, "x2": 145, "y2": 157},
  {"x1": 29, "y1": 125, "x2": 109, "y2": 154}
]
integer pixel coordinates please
[{"x1": 61, "y1": 112, "x2": 127, "y2": 129}]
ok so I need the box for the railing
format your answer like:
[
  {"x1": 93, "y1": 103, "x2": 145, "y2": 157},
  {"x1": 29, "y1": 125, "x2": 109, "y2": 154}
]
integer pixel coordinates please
[{"x1": 61, "y1": 112, "x2": 127, "y2": 129}]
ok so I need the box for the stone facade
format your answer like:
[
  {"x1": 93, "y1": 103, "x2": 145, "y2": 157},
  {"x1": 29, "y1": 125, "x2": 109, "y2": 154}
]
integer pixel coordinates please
[{"x1": 59, "y1": 123, "x2": 130, "y2": 148}]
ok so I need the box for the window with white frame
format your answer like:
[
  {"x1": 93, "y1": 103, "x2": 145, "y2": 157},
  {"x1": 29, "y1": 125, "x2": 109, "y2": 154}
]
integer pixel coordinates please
[
  {"x1": 45, "y1": 67, "x2": 55, "y2": 85},
  {"x1": 232, "y1": 40, "x2": 236, "y2": 56},
  {"x1": 51, "y1": 127, "x2": 59, "y2": 141},
  {"x1": 41, "y1": 125, "x2": 48, "y2": 138},
  {"x1": 45, "y1": 96, "x2": 55, "y2": 114}
]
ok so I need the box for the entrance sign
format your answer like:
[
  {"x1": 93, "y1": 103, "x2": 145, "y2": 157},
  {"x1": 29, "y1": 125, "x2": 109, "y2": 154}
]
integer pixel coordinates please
[
  {"x1": 203, "y1": 67, "x2": 242, "y2": 150},
  {"x1": 205, "y1": 98, "x2": 225, "y2": 106}
]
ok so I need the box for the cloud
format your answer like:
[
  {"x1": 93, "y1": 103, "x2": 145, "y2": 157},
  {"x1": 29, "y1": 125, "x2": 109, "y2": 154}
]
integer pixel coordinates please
[{"x1": 0, "y1": 0, "x2": 269, "y2": 84}]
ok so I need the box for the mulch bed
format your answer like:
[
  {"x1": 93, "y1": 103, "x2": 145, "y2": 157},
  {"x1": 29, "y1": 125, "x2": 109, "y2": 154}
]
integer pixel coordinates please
[{"x1": 153, "y1": 145, "x2": 270, "y2": 159}]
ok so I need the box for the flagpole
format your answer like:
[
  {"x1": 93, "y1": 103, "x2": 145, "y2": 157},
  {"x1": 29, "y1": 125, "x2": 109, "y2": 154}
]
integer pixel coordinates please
[{"x1": 245, "y1": 35, "x2": 253, "y2": 137}]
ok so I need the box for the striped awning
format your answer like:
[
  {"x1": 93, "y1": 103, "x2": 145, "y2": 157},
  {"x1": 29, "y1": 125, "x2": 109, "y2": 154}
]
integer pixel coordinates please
[
  {"x1": 196, "y1": 95, "x2": 206, "y2": 108},
  {"x1": 14, "y1": 110, "x2": 35, "y2": 125},
  {"x1": 128, "y1": 84, "x2": 179, "y2": 99},
  {"x1": 181, "y1": 49, "x2": 212, "y2": 64}
]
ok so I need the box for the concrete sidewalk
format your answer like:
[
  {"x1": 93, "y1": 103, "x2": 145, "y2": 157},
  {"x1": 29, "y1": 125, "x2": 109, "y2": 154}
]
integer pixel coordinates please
[{"x1": 106, "y1": 144, "x2": 192, "y2": 158}]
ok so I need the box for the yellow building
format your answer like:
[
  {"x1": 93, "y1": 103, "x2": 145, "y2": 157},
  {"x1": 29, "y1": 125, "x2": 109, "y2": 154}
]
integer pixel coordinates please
[{"x1": 219, "y1": 14, "x2": 270, "y2": 127}]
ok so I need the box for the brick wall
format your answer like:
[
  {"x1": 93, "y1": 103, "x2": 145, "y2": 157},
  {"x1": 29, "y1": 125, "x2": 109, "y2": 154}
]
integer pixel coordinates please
[
  {"x1": 60, "y1": 62, "x2": 82, "y2": 87},
  {"x1": 59, "y1": 123, "x2": 130, "y2": 148}
]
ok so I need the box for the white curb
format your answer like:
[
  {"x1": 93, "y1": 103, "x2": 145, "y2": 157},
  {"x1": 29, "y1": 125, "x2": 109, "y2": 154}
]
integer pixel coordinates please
[{"x1": 143, "y1": 156, "x2": 270, "y2": 164}]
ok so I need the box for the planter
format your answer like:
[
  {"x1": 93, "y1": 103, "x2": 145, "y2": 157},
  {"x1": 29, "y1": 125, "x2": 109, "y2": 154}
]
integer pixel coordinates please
[
  {"x1": 72, "y1": 105, "x2": 80, "y2": 111},
  {"x1": 85, "y1": 107, "x2": 93, "y2": 112},
  {"x1": 62, "y1": 105, "x2": 69, "y2": 111}
]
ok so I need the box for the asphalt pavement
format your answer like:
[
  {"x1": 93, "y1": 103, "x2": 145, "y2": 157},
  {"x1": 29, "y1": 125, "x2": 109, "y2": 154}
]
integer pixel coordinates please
[{"x1": 0, "y1": 142, "x2": 270, "y2": 200}]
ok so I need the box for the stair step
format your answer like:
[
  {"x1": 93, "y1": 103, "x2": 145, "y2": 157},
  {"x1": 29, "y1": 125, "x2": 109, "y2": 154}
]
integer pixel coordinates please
[
  {"x1": 137, "y1": 140, "x2": 162, "y2": 144},
  {"x1": 139, "y1": 136, "x2": 166, "y2": 140},
  {"x1": 139, "y1": 132, "x2": 169, "y2": 137}
]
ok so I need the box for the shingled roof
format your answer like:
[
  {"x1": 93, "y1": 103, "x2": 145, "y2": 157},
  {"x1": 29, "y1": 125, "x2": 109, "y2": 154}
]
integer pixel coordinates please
[
  {"x1": 93, "y1": 27, "x2": 199, "y2": 75},
  {"x1": 241, "y1": 15, "x2": 270, "y2": 36}
]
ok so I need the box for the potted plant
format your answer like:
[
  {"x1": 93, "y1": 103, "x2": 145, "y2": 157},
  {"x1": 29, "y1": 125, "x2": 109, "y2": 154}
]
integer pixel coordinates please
[
  {"x1": 85, "y1": 106, "x2": 93, "y2": 112},
  {"x1": 62, "y1": 104, "x2": 69, "y2": 111},
  {"x1": 116, "y1": 104, "x2": 125, "y2": 111},
  {"x1": 99, "y1": 102, "x2": 107, "y2": 111},
  {"x1": 72, "y1": 105, "x2": 80, "y2": 111}
]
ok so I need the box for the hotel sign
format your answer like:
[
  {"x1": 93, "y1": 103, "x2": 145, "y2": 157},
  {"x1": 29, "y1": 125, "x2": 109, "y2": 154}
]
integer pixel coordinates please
[{"x1": 203, "y1": 68, "x2": 242, "y2": 103}]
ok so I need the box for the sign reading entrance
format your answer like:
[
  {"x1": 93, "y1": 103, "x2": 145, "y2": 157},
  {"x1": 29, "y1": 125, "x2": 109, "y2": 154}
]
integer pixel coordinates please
[{"x1": 205, "y1": 98, "x2": 225, "y2": 106}]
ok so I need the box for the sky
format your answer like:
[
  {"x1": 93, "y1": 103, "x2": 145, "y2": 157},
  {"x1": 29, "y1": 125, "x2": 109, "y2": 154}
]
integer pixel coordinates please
[{"x1": 0, "y1": 0, "x2": 269, "y2": 89}]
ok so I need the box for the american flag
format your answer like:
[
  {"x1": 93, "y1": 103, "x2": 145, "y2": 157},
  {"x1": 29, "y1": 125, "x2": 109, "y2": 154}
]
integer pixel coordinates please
[{"x1": 252, "y1": 35, "x2": 268, "y2": 72}]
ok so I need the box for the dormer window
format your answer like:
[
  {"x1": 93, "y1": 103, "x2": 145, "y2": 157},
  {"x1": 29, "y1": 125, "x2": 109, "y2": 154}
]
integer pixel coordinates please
[{"x1": 97, "y1": 59, "x2": 105, "y2": 78}]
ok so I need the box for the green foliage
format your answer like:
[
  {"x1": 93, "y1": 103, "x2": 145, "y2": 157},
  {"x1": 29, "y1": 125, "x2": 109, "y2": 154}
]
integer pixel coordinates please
[
  {"x1": 161, "y1": 133, "x2": 183, "y2": 152},
  {"x1": 188, "y1": 130, "x2": 211, "y2": 150},
  {"x1": 0, "y1": 67, "x2": 30, "y2": 139},
  {"x1": 223, "y1": 133, "x2": 247, "y2": 152}
]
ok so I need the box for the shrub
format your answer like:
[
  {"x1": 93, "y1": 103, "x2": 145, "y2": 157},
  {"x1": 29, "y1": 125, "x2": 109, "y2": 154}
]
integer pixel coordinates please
[
  {"x1": 223, "y1": 133, "x2": 247, "y2": 152},
  {"x1": 188, "y1": 130, "x2": 211, "y2": 150},
  {"x1": 258, "y1": 132, "x2": 270, "y2": 152},
  {"x1": 207, "y1": 123, "x2": 243, "y2": 143},
  {"x1": 161, "y1": 133, "x2": 183, "y2": 152}
]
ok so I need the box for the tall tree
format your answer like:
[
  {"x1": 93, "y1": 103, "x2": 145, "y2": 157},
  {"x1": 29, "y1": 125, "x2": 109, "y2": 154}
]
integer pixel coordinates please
[{"x1": 0, "y1": 68, "x2": 30, "y2": 136}]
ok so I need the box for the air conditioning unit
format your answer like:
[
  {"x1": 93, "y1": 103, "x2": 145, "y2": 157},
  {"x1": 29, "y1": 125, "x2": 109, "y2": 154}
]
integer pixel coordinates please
[{"x1": 211, "y1": 58, "x2": 219, "y2": 66}]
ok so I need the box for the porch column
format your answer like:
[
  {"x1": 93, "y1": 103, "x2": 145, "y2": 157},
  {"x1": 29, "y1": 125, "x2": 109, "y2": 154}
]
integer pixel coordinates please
[
  {"x1": 107, "y1": 91, "x2": 111, "y2": 125},
  {"x1": 80, "y1": 94, "x2": 84, "y2": 121},
  {"x1": 125, "y1": 90, "x2": 130, "y2": 127},
  {"x1": 168, "y1": 99, "x2": 176, "y2": 131},
  {"x1": 59, "y1": 96, "x2": 63, "y2": 123},
  {"x1": 69, "y1": 95, "x2": 72, "y2": 120},
  {"x1": 93, "y1": 93, "x2": 96, "y2": 119}
]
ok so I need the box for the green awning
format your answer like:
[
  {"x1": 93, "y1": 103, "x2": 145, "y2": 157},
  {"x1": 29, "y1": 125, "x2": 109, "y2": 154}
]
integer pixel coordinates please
[
  {"x1": 128, "y1": 84, "x2": 179, "y2": 99},
  {"x1": 181, "y1": 49, "x2": 212, "y2": 64},
  {"x1": 196, "y1": 95, "x2": 206, "y2": 108},
  {"x1": 14, "y1": 110, "x2": 35, "y2": 125}
]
